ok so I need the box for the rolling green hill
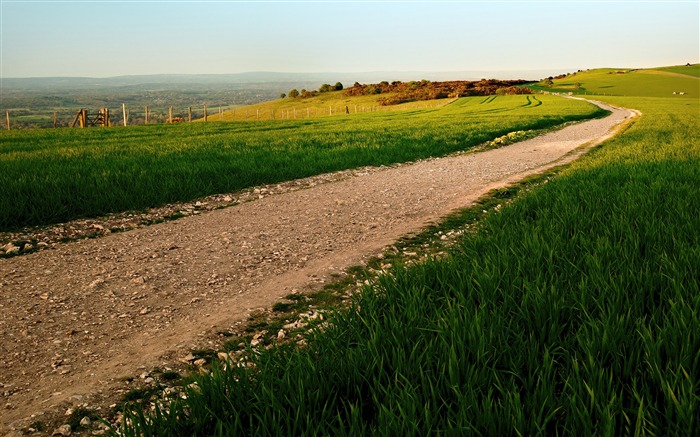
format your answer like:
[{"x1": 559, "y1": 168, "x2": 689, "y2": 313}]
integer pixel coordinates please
[
  {"x1": 530, "y1": 65, "x2": 699, "y2": 98},
  {"x1": 656, "y1": 63, "x2": 700, "y2": 78},
  {"x1": 198, "y1": 90, "x2": 444, "y2": 122}
]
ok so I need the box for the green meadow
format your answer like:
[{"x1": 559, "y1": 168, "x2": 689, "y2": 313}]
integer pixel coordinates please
[
  {"x1": 530, "y1": 65, "x2": 699, "y2": 98},
  {"x1": 656, "y1": 64, "x2": 700, "y2": 78},
  {"x1": 111, "y1": 69, "x2": 700, "y2": 435},
  {"x1": 200, "y1": 90, "x2": 444, "y2": 122},
  {"x1": 0, "y1": 94, "x2": 602, "y2": 231}
]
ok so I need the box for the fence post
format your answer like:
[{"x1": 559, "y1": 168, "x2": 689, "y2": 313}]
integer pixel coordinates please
[
  {"x1": 188, "y1": 106, "x2": 192, "y2": 122},
  {"x1": 53, "y1": 112, "x2": 57, "y2": 128},
  {"x1": 256, "y1": 109, "x2": 260, "y2": 120},
  {"x1": 219, "y1": 106, "x2": 223, "y2": 121},
  {"x1": 204, "y1": 103, "x2": 208, "y2": 122},
  {"x1": 145, "y1": 106, "x2": 149, "y2": 124},
  {"x1": 5, "y1": 111, "x2": 9, "y2": 130},
  {"x1": 169, "y1": 106, "x2": 173, "y2": 124},
  {"x1": 122, "y1": 104, "x2": 127, "y2": 126}
]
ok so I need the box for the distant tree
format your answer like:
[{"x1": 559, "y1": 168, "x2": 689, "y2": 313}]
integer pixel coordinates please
[
  {"x1": 574, "y1": 82, "x2": 581, "y2": 90},
  {"x1": 280, "y1": 93, "x2": 286, "y2": 99},
  {"x1": 543, "y1": 77, "x2": 554, "y2": 86},
  {"x1": 353, "y1": 81, "x2": 361, "y2": 87},
  {"x1": 319, "y1": 83, "x2": 334, "y2": 93},
  {"x1": 288, "y1": 89, "x2": 299, "y2": 98},
  {"x1": 334, "y1": 82, "x2": 343, "y2": 91}
]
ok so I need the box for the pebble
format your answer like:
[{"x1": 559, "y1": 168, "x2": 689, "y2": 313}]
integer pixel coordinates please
[
  {"x1": 217, "y1": 352, "x2": 229, "y2": 361},
  {"x1": 52, "y1": 424, "x2": 72, "y2": 436},
  {"x1": 3, "y1": 243, "x2": 19, "y2": 254}
]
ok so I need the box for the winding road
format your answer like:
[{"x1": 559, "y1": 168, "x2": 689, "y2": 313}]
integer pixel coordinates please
[{"x1": 0, "y1": 97, "x2": 636, "y2": 434}]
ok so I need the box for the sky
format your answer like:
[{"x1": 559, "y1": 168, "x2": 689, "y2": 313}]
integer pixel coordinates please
[{"x1": 1, "y1": 0, "x2": 698, "y2": 78}]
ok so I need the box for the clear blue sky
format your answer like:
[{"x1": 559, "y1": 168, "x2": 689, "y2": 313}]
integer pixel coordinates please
[{"x1": 1, "y1": 0, "x2": 698, "y2": 78}]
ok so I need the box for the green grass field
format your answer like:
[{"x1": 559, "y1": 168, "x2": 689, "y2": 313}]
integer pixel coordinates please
[
  {"x1": 656, "y1": 64, "x2": 700, "y2": 78},
  {"x1": 529, "y1": 66, "x2": 699, "y2": 98},
  {"x1": 112, "y1": 69, "x2": 700, "y2": 435},
  {"x1": 199, "y1": 90, "x2": 445, "y2": 122},
  {"x1": 0, "y1": 95, "x2": 604, "y2": 231}
]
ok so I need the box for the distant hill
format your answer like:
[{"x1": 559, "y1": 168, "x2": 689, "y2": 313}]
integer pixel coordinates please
[
  {"x1": 529, "y1": 65, "x2": 699, "y2": 98},
  {"x1": 1, "y1": 69, "x2": 569, "y2": 91}
]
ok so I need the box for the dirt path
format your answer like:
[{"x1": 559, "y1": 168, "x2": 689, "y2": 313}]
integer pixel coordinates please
[{"x1": 0, "y1": 99, "x2": 636, "y2": 434}]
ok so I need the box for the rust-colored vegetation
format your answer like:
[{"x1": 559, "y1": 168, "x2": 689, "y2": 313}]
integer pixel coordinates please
[{"x1": 343, "y1": 79, "x2": 533, "y2": 105}]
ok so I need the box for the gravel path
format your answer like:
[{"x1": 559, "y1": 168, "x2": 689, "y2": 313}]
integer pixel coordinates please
[{"x1": 0, "y1": 98, "x2": 636, "y2": 434}]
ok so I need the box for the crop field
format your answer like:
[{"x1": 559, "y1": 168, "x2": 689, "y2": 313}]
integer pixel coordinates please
[
  {"x1": 530, "y1": 67, "x2": 699, "y2": 98},
  {"x1": 114, "y1": 73, "x2": 700, "y2": 434},
  {"x1": 0, "y1": 94, "x2": 604, "y2": 231}
]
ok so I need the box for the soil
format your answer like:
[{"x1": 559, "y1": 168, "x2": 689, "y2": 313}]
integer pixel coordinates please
[{"x1": 0, "y1": 99, "x2": 636, "y2": 435}]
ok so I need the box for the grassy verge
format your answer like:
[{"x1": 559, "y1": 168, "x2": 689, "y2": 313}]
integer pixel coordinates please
[
  {"x1": 0, "y1": 95, "x2": 603, "y2": 231},
  {"x1": 114, "y1": 94, "x2": 699, "y2": 435}
]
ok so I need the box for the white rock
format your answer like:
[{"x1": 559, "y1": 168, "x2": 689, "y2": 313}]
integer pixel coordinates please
[
  {"x1": 2, "y1": 243, "x2": 19, "y2": 254},
  {"x1": 217, "y1": 352, "x2": 229, "y2": 361},
  {"x1": 52, "y1": 424, "x2": 72, "y2": 436}
]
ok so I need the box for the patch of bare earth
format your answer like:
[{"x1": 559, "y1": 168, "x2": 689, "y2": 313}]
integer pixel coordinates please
[{"x1": 0, "y1": 99, "x2": 636, "y2": 435}]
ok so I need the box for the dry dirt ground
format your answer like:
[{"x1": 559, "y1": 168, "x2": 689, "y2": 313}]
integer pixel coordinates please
[{"x1": 0, "y1": 99, "x2": 636, "y2": 435}]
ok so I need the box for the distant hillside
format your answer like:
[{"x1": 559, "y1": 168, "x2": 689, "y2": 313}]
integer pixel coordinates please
[
  {"x1": 0, "y1": 69, "x2": 564, "y2": 91},
  {"x1": 529, "y1": 64, "x2": 699, "y2": 98}
]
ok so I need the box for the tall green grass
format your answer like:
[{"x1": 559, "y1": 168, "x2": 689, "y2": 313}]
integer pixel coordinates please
[
  {"x1": 0, "y1": 95, "x2": 602, "y2": 231},
  {"x1": 116, "y1": 97, "x2": 699, "y2": 435}
]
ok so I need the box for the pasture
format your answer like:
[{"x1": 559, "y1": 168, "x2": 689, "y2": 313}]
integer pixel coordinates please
[
  {"x1": 531, "y1": 67, "x2": 699, "y2": 98},
  {"x1": 114, "y1": 74, "x2": 700, "y2": 435},
  {"x1": 0, "y1": 95, "x2": 603, "y2": 231}
]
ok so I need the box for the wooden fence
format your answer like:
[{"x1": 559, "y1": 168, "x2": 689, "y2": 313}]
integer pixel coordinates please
[{"x1": 3, "y1": 100, "x2": 447, "y2": 130}]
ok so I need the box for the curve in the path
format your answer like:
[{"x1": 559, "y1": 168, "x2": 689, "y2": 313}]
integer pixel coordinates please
[{"x1": 0, "y1": 98, "x2": 637, "y2": 434}]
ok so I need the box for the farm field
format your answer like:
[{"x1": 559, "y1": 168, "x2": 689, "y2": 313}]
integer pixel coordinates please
[
  {"x1": 198, "y1": 89, "x2": 446, "y2": 122},
  {"x1": 0, "y1": 94, "x2": 604, "y2": 231},
  {"x1": 114, "y1": 72, "x2": 700, "y2": 434},
  {"x1": 656, "y1": 64, "x2": 700, "y2": 77},
  {"x1": 529, "y1": 65, "x2": 699, "y2": 98}
]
